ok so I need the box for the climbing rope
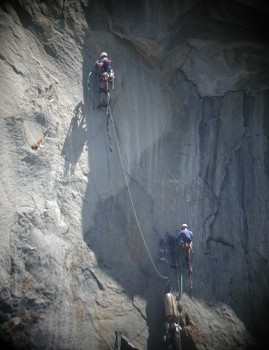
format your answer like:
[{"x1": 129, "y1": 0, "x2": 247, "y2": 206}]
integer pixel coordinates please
[
  {"x1": 88, "y1": 68, "x2": 168, "y2": 280},
  {"x1": 106, "y1": 114, "x2": 112, "y2": 152},
  {"x1": 107, "y1": 102, "x2": 168, "y2": 281},
  {"x1": 176, "y1": 243, "x2": 193, "y2": 297},
  {"x1": 178, "y1": 254, "x2": 184, "y2": 298}
]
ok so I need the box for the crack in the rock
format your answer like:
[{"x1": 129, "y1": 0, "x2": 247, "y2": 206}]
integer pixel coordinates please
[
  {"x1": 86, "y1": 268, "x2": 105, "y2": 291},
  {"x1": 206, "y1": 236, "x2": 234, "y2": 248},
  {"x1": 132, "y1": 297, "x2": 147, "y2": 321}
]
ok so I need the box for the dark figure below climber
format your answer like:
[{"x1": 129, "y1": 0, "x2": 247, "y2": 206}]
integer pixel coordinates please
[
  {"x1": 95, "y1": 52, "x2": 115, "y2": 111},
  {"x1": 174, "y1": 224, "x2": 193, "y2": 275}
]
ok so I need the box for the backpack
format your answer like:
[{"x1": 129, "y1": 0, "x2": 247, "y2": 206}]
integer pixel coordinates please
[{"x1": 101, "y1": 58, "x2": 112, "y2": 73}]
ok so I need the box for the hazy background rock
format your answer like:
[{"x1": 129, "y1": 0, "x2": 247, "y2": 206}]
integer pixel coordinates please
[{"x1": 0, "y1": 0, "x2": 269, "y2": 349}]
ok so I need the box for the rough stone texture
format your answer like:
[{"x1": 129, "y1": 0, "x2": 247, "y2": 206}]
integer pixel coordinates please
[
  {"x1": 0, "y1": 0, "x2": 269, "y2": 349},
  {"x1": 180, "y1": 293, "x2": 256, "y2": 350}
]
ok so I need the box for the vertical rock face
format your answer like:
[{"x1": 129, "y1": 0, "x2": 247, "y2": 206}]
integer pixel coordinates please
[{"x1": 0, "y1": 0, "x2": 268, "y2": 349}]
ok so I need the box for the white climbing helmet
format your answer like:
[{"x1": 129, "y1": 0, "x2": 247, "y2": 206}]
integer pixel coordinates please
[
  {"x1": 100, "y1": 52, "x2": 108, "y2": 58},
  {"x1": 181, "y1": 224, "x2": 188, "y2": 229}
]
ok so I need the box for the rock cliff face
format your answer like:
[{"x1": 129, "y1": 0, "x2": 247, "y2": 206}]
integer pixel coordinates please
[{"x1": 0, "y1": 0, "x2": 269, "y2": 349}]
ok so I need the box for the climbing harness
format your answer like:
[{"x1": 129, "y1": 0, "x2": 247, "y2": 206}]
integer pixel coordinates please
[
  {"x1": 174, "y1": 240, "x2": 193, "y2": 297},
  {"x1": 160, "y1": 235, "x2": 193, "y2": 298},
  {"x1": 87, "y1": 66, "x2": 113, "y2": 151}
]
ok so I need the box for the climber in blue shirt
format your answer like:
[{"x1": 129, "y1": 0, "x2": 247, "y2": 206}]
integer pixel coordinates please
[
  {"x1": 175, "y1": 224, "x2": 193, "y2": 275},
  {"x1": 175, "y1": 224, "x2": 193, "y2": 244}
]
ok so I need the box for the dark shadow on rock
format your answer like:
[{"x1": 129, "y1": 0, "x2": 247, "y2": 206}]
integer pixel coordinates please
[
  {"x1": 145, "y1": 278, "x2": 166, "y2": 350},
  {"x1": 87, "y1": 66, "x2": 100, "y2": 111},
  {"x1": 0, "y1": 338, "x2": 17, "y2": 350},
  {"x1": 80, "y1": 40, "x2": 174, "y2": 346},
  {"x1": 61, "y1": 101, "x2": 87, "y2": 179}
]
